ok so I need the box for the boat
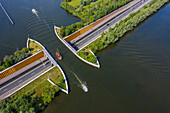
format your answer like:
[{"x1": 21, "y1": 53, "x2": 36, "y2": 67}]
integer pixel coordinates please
[
  {"x1": 56, "y1": 49, "x2": 62, "y2": 60},
  {"x1": 32, "y1": 9, "x2": 38, "y2": 14},
  {"x1": 72, "y1": 72, "x2": 88, "y2": 92},
  {"x1": 82, "y1": 84, "x2": 88, "y2": 92},
  {"x1": 32, "y1": 8, "x2": 39, "y2": 17}
]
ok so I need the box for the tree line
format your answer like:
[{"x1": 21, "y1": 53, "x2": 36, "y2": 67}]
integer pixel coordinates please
[
  {"x1": 0, "y1": 47, "x2": 31, "y2": 72},
  {"x1": 60, "y1": 0, "x2": 133, "y2": 37},
  {"x1": 87, "y1": 0, "x2": 169, "y2": 53},
  {"x1": 0, "y1": 86, "x2": 60, "y2": 113}
]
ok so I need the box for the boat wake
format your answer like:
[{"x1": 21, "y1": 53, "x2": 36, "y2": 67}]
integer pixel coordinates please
[{"x1": 72, "y1": 72, "x2": 88, "y2": 92}]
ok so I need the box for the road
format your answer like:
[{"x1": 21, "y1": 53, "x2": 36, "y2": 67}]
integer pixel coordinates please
[
  {"x1": 71, "y1": 0, "x2": 150, "y2": 51},
  {"x1": 0, "y1": 60, "x2": 52, "y2": 99}
]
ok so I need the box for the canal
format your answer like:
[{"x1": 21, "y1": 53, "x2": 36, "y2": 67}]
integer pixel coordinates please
[{"x1": 0, "y1": 0, "x2": 169, "y2": 113}]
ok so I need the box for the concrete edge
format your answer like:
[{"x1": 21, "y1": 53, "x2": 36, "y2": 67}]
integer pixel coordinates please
[
  {"x1": 47, "y1": 78, "x2": 66, "y2": 93},
  {"x1": 56, "y1": 65, "x2": 69, "y2": 94},
  {"x1": 54, "y1": 26, "x2": 100, "y2": 68},
  {"x1": 89, "y1": 50, "x2": 100, "y2": 68},
  {"x1": 27, "y1": 38, "x2": 45, "y2": 49}
]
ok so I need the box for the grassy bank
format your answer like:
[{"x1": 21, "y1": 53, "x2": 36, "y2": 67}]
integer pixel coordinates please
[
  {"x1": 28, "y1": 40, "x2": 44, "y2": 54},
  {"x1": 77, "y1": 49, "x2": 97, "y2": 65},
  {"x1": 86, "y1": 0, "x2": 169, "y2": 53}
]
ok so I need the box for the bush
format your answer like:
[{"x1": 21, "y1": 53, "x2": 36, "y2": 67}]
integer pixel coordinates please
[{"x1": 0, "y1": 48, "x2": 32, "y2": 71}]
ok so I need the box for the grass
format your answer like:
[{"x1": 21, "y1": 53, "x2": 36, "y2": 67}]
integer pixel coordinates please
[
  {"x1": 68, "y1": 0, "x2": 81, "y2": 7},
  {"x1": 29, "y1": 40, "x2": 44, "y2": 54},
  {"x1": 13, "y1": 67, "x2": 66, "y2": 98},
  {"x1": 77, "y1": 49, "x2": 98, "y2": 65},
  {"x1": 56, "y1": 27, "x2": 63, "y2": 39}
]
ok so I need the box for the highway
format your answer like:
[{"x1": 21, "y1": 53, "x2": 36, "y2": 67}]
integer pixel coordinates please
[
  {"x1": 70, "y1": 0, "x2": 149, "y2": 51},
  {"x1": 0, "y1": 60, "x2": 52, "y2": 99}
]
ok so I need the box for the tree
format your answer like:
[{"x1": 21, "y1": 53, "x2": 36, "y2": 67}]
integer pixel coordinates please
[
  {"x1": 21, "y1": 47, "x2": 29, "y2": 53},
  {"x1": 0, "y1": 60, "x2": 2, "y2": 66},
  {"x1": 65, "y1": 28, "x2": 71, "y2": 36},
  {"x1": 5, "y1": 60, "x2": 10, "y2": 68},
  {"x1": 80, "y1": 0, "x2": 84, "y2": 6},
  {"x1": 3, "y1": 55, "x2": 9, "y2": 62},
  {"x1": 101, "y1": 31, "x2": 105, "y2": 38},
  {"x1": 8, "y1": 57, "x2": 14, "y2": 66},
  {"x1": 60, "y1": 26, "x2": 65, "y2": 37},
  {"x1": 108, "y1": 27, "x2": 112, "y2": 32},
  {"x1": 14, "y1": 50, "x2": 21, "y2": 58}
]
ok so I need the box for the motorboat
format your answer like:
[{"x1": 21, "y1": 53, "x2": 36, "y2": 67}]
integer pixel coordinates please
[
  {"x1": 56, "y1": 48, "x2": 62, "y2": 60},
  {"x1": 32, "y1": 8, "x2": 38, "y2": 17},
  {"x1": 81, "y1": 84, "x2": 88, "y2": 92}
]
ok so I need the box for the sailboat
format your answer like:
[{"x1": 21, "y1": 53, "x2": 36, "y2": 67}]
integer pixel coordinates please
[{"x1": 56, "y1": 48, "x2": 62, "y2": 60}]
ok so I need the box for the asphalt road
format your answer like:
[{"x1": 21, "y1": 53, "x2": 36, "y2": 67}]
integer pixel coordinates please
[
  {"x1": 72, "y1": 0, "x2": 148, "y2": 50},
  {"x1": 0, "y1": 60, "x2": 52, "y2": 97}
]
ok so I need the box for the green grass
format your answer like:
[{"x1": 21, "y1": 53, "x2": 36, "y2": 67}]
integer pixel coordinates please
[
  {"x1": 68, "y1": 0, "x2": 81, "y2": 7},
  {"x1": 77, "y1": 49, "x2": 98, "y2": 65},
  {"x1": 29, "y1": 40, "x2": 44, "y2": 54},
  {"x1": 13, "y1": 67, "x2": 66, "y2": 98}
]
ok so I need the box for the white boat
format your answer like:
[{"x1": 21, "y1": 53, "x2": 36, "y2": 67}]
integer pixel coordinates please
[
  {"x1": 73, "y1": 72, "x2": 88, "y2": 92},
  {"x1": 82, "y1": 84, "x2": 88, "y2": 92},
  {"x1": 32, "y1": 9, "x2": 39, "y2": 17}
]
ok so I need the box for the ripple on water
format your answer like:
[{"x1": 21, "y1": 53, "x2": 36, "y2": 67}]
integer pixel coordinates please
[{"x1": 118, "y1": 40, "x2": 170, "y2": 80}]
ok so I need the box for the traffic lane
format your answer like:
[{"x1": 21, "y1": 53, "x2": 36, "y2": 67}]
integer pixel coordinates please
[
  {"x1": 75, "y1": 1, "x2": 144, "y2": 49},
  {"x1": 0, "y1": 61, "x2": 52, "y2": 95},
  {"x1": 73, "y1": 0, "x2": 143, "y2": 45}
]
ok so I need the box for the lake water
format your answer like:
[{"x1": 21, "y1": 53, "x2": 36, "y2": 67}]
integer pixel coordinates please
[{"x1": 0, "y1": 0, "x2": 169, "y2": 113}]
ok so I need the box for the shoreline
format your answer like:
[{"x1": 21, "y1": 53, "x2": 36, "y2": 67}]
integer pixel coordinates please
[
  {"x1": 58, "y1": 0, "x2": 169, "y2": 63},
  {"x1": 87, "y1": 0, "x2": 169, "y2": 53},
  {"x1": 0, "y1": 38, "x2": 69, "y2": 112}
]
